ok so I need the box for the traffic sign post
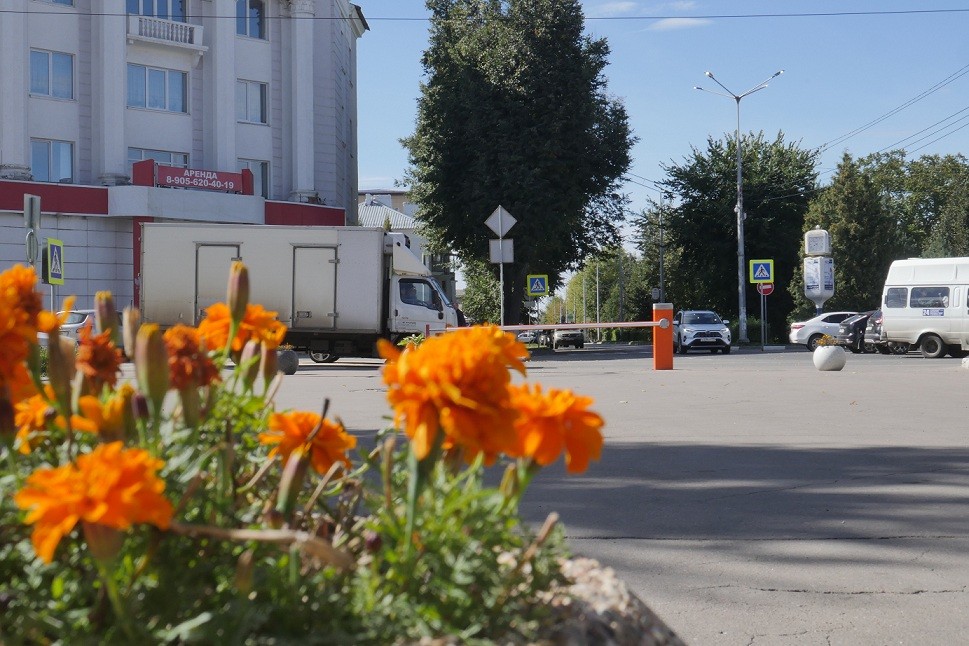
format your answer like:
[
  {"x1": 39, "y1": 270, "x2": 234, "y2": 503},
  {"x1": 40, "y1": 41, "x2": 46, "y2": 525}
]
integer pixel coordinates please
[
  {"x1": 24, "y1": 194, "x2": 40, "y2": 268},
  {"x1": 485, "y1": 206, "x2": 517, "y2": 325},
  {"x1": 756, "y1": 282, "x2": 774, "y2": 350}
]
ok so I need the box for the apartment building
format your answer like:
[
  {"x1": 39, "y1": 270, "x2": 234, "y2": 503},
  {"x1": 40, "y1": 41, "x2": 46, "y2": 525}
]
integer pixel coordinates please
[{"x1": 0, "y1": 0, "x2": 367, "y2": 308}]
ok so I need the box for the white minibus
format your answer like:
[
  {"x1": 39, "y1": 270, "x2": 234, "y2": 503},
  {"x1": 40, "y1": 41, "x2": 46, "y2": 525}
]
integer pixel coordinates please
[{"x1": 880, "y1": 257, "x2": 969, "y2": 358}]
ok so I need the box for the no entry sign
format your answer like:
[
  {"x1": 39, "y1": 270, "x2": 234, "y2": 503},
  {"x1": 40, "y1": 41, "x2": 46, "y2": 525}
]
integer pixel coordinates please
[{"x1": 757, "y1": 282, "x2": 775, "y2": 296}]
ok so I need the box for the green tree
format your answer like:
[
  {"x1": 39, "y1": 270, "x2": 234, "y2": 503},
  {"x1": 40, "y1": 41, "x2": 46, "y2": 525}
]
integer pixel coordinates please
[
  {"x1": 458, "y1": 258, "x2": 500, "y2": 324},
  {"x1": 653, "y1": 132, "x2": 818, "y2": 337},
  {"x1": 403, "y1": 0, "x2": 634, "y2": 324},
  {"x1": 923, "y1": 179, "x2": 969, "y2": 257},
  {"x1": 793, "y1": 153, "x2": 896, "y2": 315}
]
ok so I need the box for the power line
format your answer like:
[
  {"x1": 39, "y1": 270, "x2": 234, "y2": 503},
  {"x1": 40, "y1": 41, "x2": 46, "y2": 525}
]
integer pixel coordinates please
[{"x1": 817, "y1": 63, "x2": 969, "y2": 152}]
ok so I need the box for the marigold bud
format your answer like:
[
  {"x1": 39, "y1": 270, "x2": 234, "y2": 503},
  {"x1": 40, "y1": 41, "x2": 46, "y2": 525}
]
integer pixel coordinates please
[
  {"x1": 275, "y1": 447, "x2": 310, "y2": 524},
  {"x1": 95, "y1": 291, "x2": 119, "y2": 346},
  {"x1": 234, "y1": 549, "x2": 256, "y2": 595},
  {"x1": 227, "y1": 261, "x2": 250, "y2": 324},
  {"x1": 122, "y1": 307, "x2": 141, "y2": 360},
  {"x1": 178, "y1": 386, "x2": 201, "y2": 428},
  {"x1": 132, "y1": 393, "x2": 150, "y2": 420},
  {"x1": 47, "y1": 333, "x2": 76, "y2": 414},
  {"x1": 82, "y1": 522, "x2": 124, "y2": 564},
  {"x1": 239, "y1": 340, "x2": 261, "y2": 391},
  {"x1": 135, "y1": 324, "x2": 169, "y2": 415},
  {"x1": 260, "y1": 344, "x2": 278, "y2": 387}
]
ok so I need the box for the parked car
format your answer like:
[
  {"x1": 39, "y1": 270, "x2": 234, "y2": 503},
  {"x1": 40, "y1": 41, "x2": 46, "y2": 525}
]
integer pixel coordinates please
[
  {"x1": 517, "y1": 331, "x2": 537, "y2": 344},
  {"x1": 553, "y1": 329, "x2": 584, "y2": 349},
  {"x1": 56, "y1": 309, "x2": 125, "y2": 352},
  {"x1": 672, "y1": 310, "x2": 731, "y2": 354},
  {"x1": 864, "y1": 309, "x2": 910, "y2": 355},
  {"x1": 537, "y1": 330, "x2": 554, "y2": 348},
  {"x1": 789, "y1": 311, "x2": 857, "y2": 351},
  {"x1": 835, "y1": 310, "x2": 875, "y2": 353}
]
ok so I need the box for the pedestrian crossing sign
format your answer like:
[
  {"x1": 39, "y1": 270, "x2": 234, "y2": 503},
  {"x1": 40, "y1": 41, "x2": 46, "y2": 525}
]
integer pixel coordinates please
[
  {"x1": 749, "y1": 259, "x2": 773, "y2": 284},
  {"x1": 526, "y1": 274, "x2": 549, "y2": 296},
  {"x1": 44, "y1": 238, "x2": 65, "y2": 285}
]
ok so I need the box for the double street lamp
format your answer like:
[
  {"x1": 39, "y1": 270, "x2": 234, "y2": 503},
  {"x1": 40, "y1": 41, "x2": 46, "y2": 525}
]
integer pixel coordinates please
[{"x1": 695, "y1": 69, "x2": 783, "y2": 344}]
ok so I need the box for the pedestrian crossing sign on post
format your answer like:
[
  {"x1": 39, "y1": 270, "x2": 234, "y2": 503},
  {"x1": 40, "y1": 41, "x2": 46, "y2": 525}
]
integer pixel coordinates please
[
  {"x1": 526, "y1": 274, "x2": 549, "y2": 297},
  {"x1": 43, "y1": 238, "x2": 64, "y2": 285},
  {"x1": 749, "y1": 259, "x2": 773, "y2": 284}
]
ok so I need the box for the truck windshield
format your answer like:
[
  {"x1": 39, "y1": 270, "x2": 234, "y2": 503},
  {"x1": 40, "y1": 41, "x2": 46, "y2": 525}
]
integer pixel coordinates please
[{"x1": 428, "y1": 277, "x2": 453, "y2": 308}]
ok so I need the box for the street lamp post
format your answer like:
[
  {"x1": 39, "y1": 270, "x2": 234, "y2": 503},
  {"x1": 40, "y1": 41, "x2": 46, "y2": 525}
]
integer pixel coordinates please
[{"x1": 695, "y1": 69, "x2": 783, "y2": 344}]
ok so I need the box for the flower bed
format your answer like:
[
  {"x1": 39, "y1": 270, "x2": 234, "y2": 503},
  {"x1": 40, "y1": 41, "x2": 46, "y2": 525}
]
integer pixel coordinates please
[{"x1": 0, "y1": 262, "x2": 624, "y2": 643}]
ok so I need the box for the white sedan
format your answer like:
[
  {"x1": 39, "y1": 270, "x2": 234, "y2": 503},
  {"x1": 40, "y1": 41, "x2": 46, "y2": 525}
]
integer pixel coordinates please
[
  {"x1": 789, "y1": 311, "x2": 857, "y2": 350},
  {"x1": 517, "y1": 331, "x2": 538, "y2": 344}
]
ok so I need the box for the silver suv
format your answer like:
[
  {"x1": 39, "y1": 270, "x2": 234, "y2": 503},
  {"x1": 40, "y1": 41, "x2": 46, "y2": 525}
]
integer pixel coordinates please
[
  {"x1": 553, "y1": 329, "x2": 584, "y2": 350},
  {"x1": 672, "y1": 310, "x2": 731, "y2": 354}
]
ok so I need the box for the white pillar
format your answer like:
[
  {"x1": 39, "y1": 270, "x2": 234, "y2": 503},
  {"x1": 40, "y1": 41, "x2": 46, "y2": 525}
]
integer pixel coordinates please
[
  {"x1": 204, "y1": 0, "x2": 236, "y2": 172},
  {"x1": 289, "y1": 0, "x2": 316, "y2": 201},
  {"x1": 0, "y1": 0, "x2": 31, "y2": 180},
  {"x1": 92, "y1": 0, "x2": 130, "y2": 185}
]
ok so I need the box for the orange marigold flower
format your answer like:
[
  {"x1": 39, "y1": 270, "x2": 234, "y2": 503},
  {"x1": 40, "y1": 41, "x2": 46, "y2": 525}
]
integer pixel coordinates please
[
  {"x1": 508, "y1": 383, "x2": 604, "y2": 474},
  {"x1": 75, "y1": 384, "x2": 136, "y2": 442},
  {"x1": 377, "y1": 325, "x2": 529, "y2": 464},
  {"x1": 198, "y1": 302, "x2": 287, "y2": 353},
  {"x1": 14, "y1": 386, "x2": 64, "y2": 455},
  {"x1": 164, "y1": 324, "x2": 221, "y2": 390},
  {"x1": 0, "y1": 264, "x2": 43, "y2": 341},
  {"x1": 0, "y1": 335, "x2": 35, "y2": 404},
  {"x1": 259, "y1": 411, "x2": 357, "y2": 475},
  {"x1": 13, "y1": 442, "x2": 173, "y2": 563},
  {"x1": 76, "y1": 325, "x2": 123, "y2": 390}
]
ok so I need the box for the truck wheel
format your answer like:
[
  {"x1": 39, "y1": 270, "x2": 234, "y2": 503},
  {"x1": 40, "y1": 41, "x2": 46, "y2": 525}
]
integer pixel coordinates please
[
  {"x1": 677, "y1": 338, "x2": 688, "y2": 354},
  {"x1": 577, "y1": 342, "x2": 584, "y2": 349},
  {"x1": 920, "y1": 334, "x2": 946, "y2": 359},
  {"x1": 309, "y1": 352, "x2": 338, "y2": 364},
  {"x1": 806, "y1": 334, "x2": 823, "y2": 351}
]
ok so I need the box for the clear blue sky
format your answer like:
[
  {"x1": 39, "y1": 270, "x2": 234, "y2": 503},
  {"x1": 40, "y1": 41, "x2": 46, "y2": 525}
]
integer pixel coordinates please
[{"x1": 357, "y1": 1, "x2": 969, "y2": 218}]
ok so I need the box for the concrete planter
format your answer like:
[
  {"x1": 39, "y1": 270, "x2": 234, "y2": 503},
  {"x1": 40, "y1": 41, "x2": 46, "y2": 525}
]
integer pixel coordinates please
[
  {"x1": 813, "y1": 345, "x2": 846, "y2": 371},
  {"x1": 277, "y1": 349, "x2": 299, "y2": 375}
]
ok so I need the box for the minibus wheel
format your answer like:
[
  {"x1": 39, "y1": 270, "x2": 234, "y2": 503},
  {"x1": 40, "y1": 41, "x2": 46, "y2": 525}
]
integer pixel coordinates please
[{"x1": 920, "y1": 334, "x2": 946, "y2": 359}]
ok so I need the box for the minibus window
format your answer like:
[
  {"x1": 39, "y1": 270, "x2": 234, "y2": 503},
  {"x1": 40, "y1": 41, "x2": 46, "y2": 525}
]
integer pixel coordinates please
[
  {"x1": 910, "y1": 286, "x2": 949, "y2": 308},
  {"x1": 885, "y1": 288, "x2": 907, "y2": 308}
]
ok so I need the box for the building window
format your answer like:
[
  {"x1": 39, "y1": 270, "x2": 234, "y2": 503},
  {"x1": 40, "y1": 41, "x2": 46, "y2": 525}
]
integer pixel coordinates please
[
  {"x1": 30, "y1": 50, "x2": 73, "y2": 99},
  {"x1": 31, "y1": 139, "x2": 74, "y2": 183},
  {"x1": 127, "y1": 64, "x2": 187, "y2": 113},
  {"x1": 236, "y1": 0, "x2": 265, "y2": 39},
  {"x1": 127, "y1": 0, "x2": 185, "y2": 21},
  {"x1": 238, "y1": 159, "x2": 269, "y2": 198},
  {"x1": 128, "y1": 148, "x2": 189, "y2": 169},
  {"x1": 42, "y1": 0, "x2": 73, "y2": 6},
  {"x1": 236, "y1": 80, "x2": 267, "y2": 124}
]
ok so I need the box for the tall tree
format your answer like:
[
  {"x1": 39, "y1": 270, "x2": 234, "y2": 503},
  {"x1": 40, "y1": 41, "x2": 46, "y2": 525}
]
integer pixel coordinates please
[
  {"x1": 793, "y1": 153, "x2": 896, "y2": 314},
  {"x1": 653, "y1": 132, "x2": 817, "y2": 336},
  {"x1": 403, "y1": 0, "x2": 634, "y2": 324}
]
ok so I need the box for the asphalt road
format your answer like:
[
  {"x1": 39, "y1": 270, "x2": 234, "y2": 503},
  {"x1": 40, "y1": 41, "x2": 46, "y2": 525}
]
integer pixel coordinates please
[{"x1": 274, "y1": 344, "x2": 969, "y2": 645}]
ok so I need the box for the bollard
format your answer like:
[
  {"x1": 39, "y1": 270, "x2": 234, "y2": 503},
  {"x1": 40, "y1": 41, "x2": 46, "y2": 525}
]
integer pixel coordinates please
[{"x1": 653, "y1": 303, "x2": 673, "y2": 370}]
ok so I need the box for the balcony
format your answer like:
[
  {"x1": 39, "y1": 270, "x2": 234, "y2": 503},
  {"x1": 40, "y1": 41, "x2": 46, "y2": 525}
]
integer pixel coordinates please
[{"x1": 127, "y1": 15, "x2": 207, "y2": 61}]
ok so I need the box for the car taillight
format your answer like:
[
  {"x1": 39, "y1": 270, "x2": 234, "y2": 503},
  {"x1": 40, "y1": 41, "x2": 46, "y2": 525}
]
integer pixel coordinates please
[{"x1": 791, "y1": 323, "x2": 804, "y2": 330}]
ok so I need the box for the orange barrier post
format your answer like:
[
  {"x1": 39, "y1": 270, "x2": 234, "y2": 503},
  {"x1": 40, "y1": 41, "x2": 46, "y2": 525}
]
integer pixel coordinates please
[{"x1": 653, "y1": 303, "x2": 673, "y2": 370}]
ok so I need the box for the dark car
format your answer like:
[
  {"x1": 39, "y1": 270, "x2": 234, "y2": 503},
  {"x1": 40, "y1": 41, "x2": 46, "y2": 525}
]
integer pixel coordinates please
[
  {"x1": 836, "y1": 310, "x2": 875, "y2": 353},
  {"x1": 864, "y1": 309, "x2": 911, "y2": 355}
]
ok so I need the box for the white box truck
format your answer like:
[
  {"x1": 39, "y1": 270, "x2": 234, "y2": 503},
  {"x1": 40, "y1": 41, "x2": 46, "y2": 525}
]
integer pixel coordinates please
[
  {"x1": 140, "y1": 223, "x2": 464, "y2": 363},
  {"x1": 880, "y1": 257, "x2": 969, "y2": 359}
]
